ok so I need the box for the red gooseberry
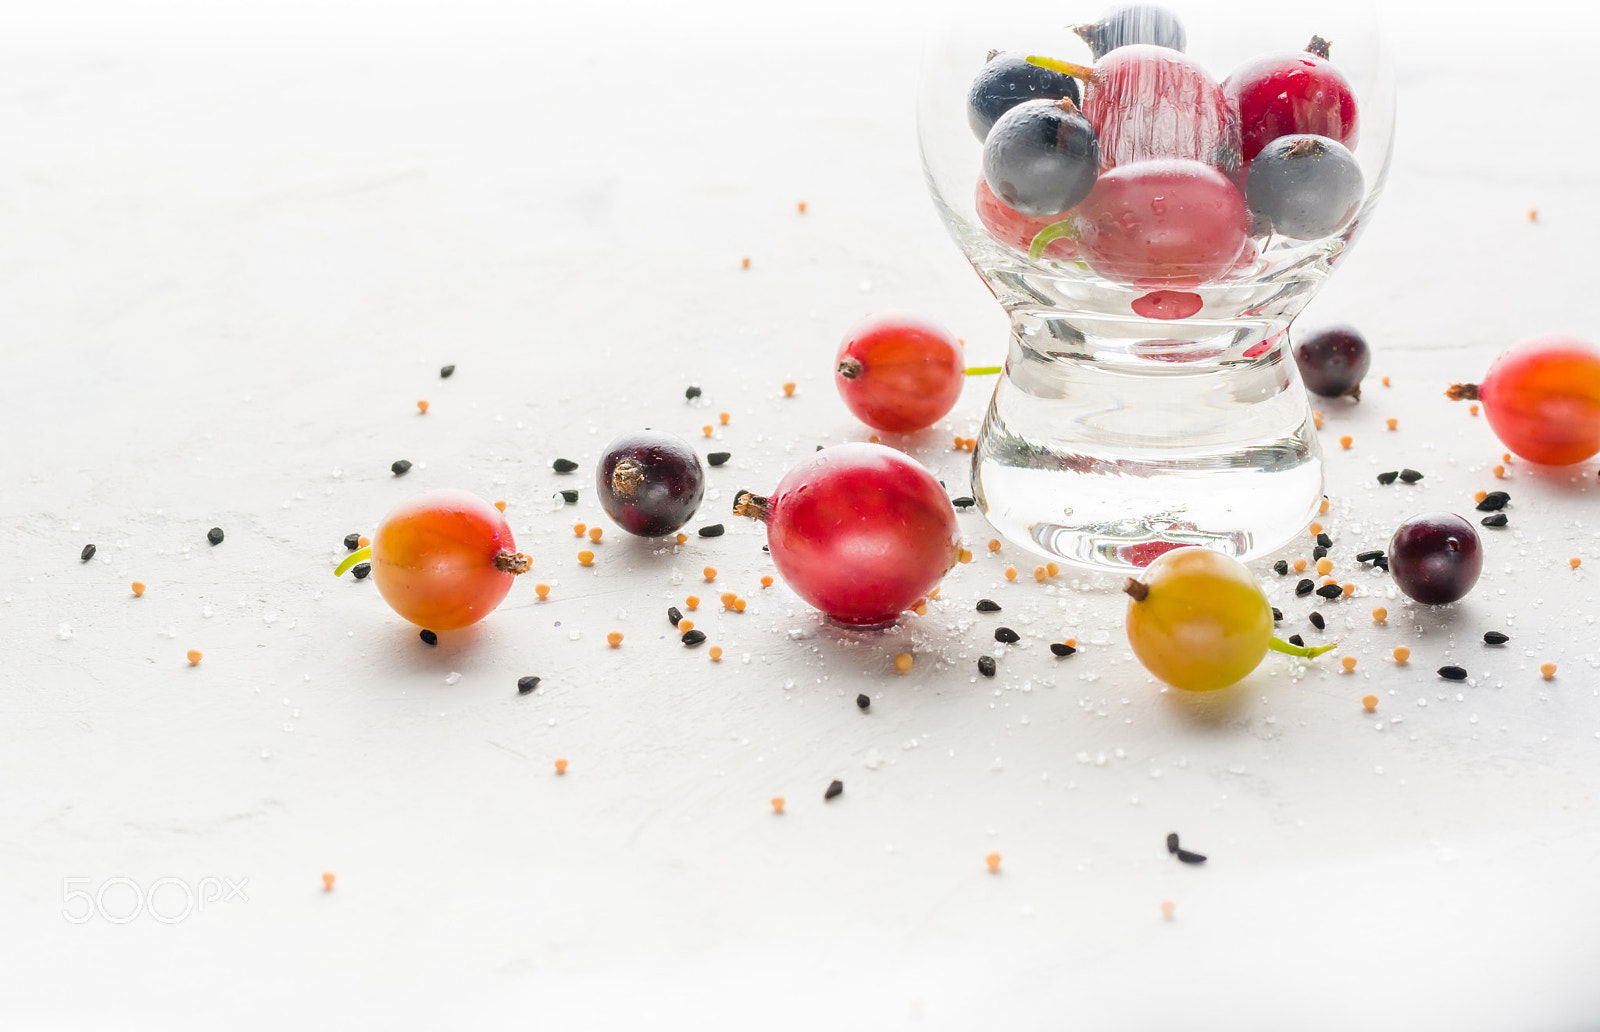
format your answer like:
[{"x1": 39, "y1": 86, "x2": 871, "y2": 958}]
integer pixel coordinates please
[
  {"x1": 835, "y1": 312, "x2": 966, "y2": 433},
  {"x1": 370, "y1": 489, "x2": 530, "y2": 629},
  {"x1": 1448, "y1": 335, "x2": 1600, "y2": 465}
]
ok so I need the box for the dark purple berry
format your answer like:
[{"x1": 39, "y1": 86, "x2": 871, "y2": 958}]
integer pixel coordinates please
[
  {"x1": 596, "y1": 430, "x2": 705, "y2": 537},
  {"x1": 982, "y1": 98, "x2": 1100, "y2": 217},
  {"x1": 967, "y1": 51, "x2": 1082, "y2": 141},
  {"x1": 1388, "y1": 512, "x2": 1482, "y2": 605},
  {"x1": 1294, "y1": 325, "x2": 1371, "y2": 399},
  {"x1": 1074, "y1": 4, "x2": 1187, "y2": 60}
]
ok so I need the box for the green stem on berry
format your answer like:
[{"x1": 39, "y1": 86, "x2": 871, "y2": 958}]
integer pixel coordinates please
[
  {"x1": 334, "y1": 547, "x2": 372, "y2": 577},
  {"x1": 1268, "y1": 636, "x2": 1337, "y2": 659},
  {"x1": 1027, "y1": 219, "x2": 1079, "y2": 261},
  {"x1": 965, "y1": 365, "x2": 1002, "y2": 376},
  {"x1": 1024, "y1": 55, "x2": 1097, "y2": 83}
]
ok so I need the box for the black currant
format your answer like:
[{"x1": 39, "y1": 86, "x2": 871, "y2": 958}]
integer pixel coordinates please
[
  {"x1": 596, "y1": 430, "x2": 705, "y2": 537},
  {"x1": 981, "y1": 98, "x2": 1099, "y2": 217},
  {"x1": 1388, "y1": 513, "x2": 1482, "y2": 606},
  {"x1": 1246, "y1": 134, "x2": 1364, "y2": 240},
  {"x1": 1294, "y1": 325, "x2": 1371, "y2": 399},
  {"x1": 1073, "y1": 4, "x2": 1187, "y2": 60},
  {"x1": 967, "y1": 50, "x2": 1081, "y2": 142}
]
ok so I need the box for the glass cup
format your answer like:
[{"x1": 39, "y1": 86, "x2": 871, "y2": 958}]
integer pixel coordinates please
[{"x1": 919, "y1": 0, "x2": 1395, "y2": 569}]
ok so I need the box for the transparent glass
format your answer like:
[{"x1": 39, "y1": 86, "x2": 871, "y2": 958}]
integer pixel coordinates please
[{"x1": 919, "y1": 0, "x2": 1395, "y2": 570}]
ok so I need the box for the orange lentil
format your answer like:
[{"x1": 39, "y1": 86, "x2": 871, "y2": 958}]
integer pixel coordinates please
[
  {"x1": 1339, "y1": 435, "x2": 1353, "y2": 450},
  {"x1": 1473, "y1": 490, "x2": 1488, "y2": 503},
  {"x1": 676, "y1": 533, "x2": 688, "y2": 545},
  {"x1": 1528, "y1": 209, "x2": 1538, "y2": 222},
  {"x1": 678, "y1": 620, "x2": 693, "y2": 633},
  {"x1": 1571, "y1": 557, "x2": 1582, "y2": 569},
  {"x1": 1046, "y1": 562, "x2": 1060, "y2": 577},
  {"x1": 1312, "y1": 410, "x2": 1323, "y2": 429},
  {"x1": 1341, "y1": 656, "x2": 1357, "y2": 673},
  {"x1": 573, "y1": 523, "x2": 587, "y2": 536},
  {"x1": 1315, "y1": 557, "x2": 1333, "y2": 576},
  {"x1": 1004, "y1": 566, "x2": 1018, "y2": 581},
  {"x1": 929, "y1": 587, "x2": 940, "y2": 599},
  {"x1": 186, "y1": 649, "x2": 203, "y2": 666},
  {"x1": 733, "y1": 598, "x2": 746, "y2": 613},
  {"x1": 709, "y1": 646, "x2": 723, "y2": 661},
  {"x1": 782, "y1": 381, "x2": 796, "y2": 397},
  {"x1": 1309, "y1": 522, "x2": 1323, "y2": 535},
  {"x1": 986, "y1": 852, "x2": 1002, "y2": 874},
  {"x1": 1362, "y1": 694, "x2": 1378, "y2": 713},
  {"x1": 894, "y1": 653, "x2": 914, "y2": 672},
  {"x1": 703, "y1": 566, "x2": 717, "y2": 581},
  {"x1": 685, "y1": 595, "x2": 700, "y2": 610},
  {"x1": 1319, "y1": 497, "x2": 1330, "y2": 515},
  {"x1": 1469, "y1": 403, "x2": 1479, "y2": 416},
  {"x1": 953, "y1": 435, "x2": 965, "y2": 450},
  {"x1": 588, "y1": 526, "x2": 603, "y2": 543},
  {"x1": 131, "y1": 581, "x2": 146, "y2": 597},
  {"x1": 1342, "y1": 582, "x2": 1356, "y2": 597},
  {"x1": 958, "y1": 547, "x2": 973, "y2": 563},
  {"x1": 358, "y1": 536, "x2": 370, "y2": 548},
  {"x1": 1322, "y1": 575, "x2": 1337, "y2": 586},
  {"x1": 578, "y1": 550, "x2": 594, "y2": 566},
  {"x1": 494, "y1": 500, "x2": 507, "y2": 511},
  {"x1": 1292, "y1": 558, "x2": 1307, "y2": 573},
  {"x1": 913, "y1": 602, "x2": 928, "y2": 616},
  {"x1": 1541, "y1": 663, "x2": 1557, "y2": 680},
  {"x1": 719, "y1": 411, "x2": 730, "y2": 426},
  {"x1": 535, "y1": 583, "x2": 551, "y2": 599},
  {"x1": 417, "y1": 399, "x2": 429, "y2": 414},
  {"x1": 720, "y1": 591, "x2": 737, "y2": 608},
  {"x1": 1503, "y1": 453, "x2": 1513, "y2": 463},
  {"x1": 741, "y1": 257, "x2": 751, "y2": 269},
  {"x1": 555, "y1": 758, "x2": 568, "y2": 775},
  {"x1": 703, "y1": 425, "x2": 714, "y2": 437},
  {"x1": 1381, "y1": 376, "x2": 1390, "y2": 387},
  {"x1": 988, "y1": 539, "x2": 1002, "y2": 552},
  {"x1": 1386, "y1": 417, "x2": 1397, "y2": 431},
  {"x1": 606, "y1": 631, "x2": 623, "y2": 648},
  {"x1": 1033, "y1": 566, "x2": 1048, "y2": 582},
  {"x1": 771, "y1": 796, "x2": 785, "y2": 814},
  {"x1": 867, "y1": 434, "x2": 880, "y2": 444},
  {"x1": 322, "y1": 872, "x2": 335, "y2": 891},
  {"x1": 1393, "y1": 646, "x2": 1410, "y2": 664},
  {"x1": 1161, "y1": 900, "x2": 1175, "y2": 920},
  {"x1": 797, "y1": 201, "x2": 807, "y2": 213},
  {"x1": 1372, "y1": 606, "x2": 1387, "y2": 623},
  {"x1": 760, "y1": 575, "x2": 774, "y2": 588},
  {"x1": 1064, "y1": 638, "x2": 1077, "y2": 648},
  {"x1": 1493, "y1": 464, "x2": 1505, "y2": 478}
]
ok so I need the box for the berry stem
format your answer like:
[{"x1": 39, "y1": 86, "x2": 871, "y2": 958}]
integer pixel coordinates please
[
  {"x1": 732, "y1": 491, "x2": 770, "y2": 522},
  {"x1": 837, "y1": 358, "x2": 864, "y2": 380},
  {"x1": 1268, "y1": 636, "x2": 1337, "y2": 659},
  {"x1": 1306, "y1": 35, "x2": 1331, "y2": 59},
  {"x1": 334, "y1": 546, "x2": 372, "y2": 577},
  {"x1": 1445, "y1": 383, "x2": 1480, "y2": 401},
  {"x1": 1025, "y1": 54, "x2": 1096, "y2": 83},
  {"x1": 1122, "y1": 578, "x2": 1149, "y2": 602},
  {"x1": 1028, "y1": 219, "x2": 1078, "y2": 261},
  {"x1": 494, "y1": 550, "x2": 532, "y2": 575},
  {"x1": 965, "y1": 365, "x2": 1002, "y2": 376}
]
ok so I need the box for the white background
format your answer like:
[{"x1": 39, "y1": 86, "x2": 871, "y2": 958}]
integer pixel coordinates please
[{"x1": 3, "y1": 1, "x2": 1600, "y2": 1028}]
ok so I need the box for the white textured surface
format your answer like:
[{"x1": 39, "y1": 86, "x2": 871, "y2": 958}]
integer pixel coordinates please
[{"x1": 3, "y1": 2, "x2": 1599, "y2": 1028}]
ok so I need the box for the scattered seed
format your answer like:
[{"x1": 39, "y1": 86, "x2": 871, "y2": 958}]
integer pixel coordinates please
[
  {"x1": 676, "y1": 533, "x2": 688, "y2": 544},
  {"x1": 1317, "y1": 533, "x2": 1333, "y2": 549},
  {"x1": 417, "y1": 400, "x2": 429, "y2": 414},
  {"x1": 1476, "y1": 491, "x2": 1509, "y2": 511},
  {"x1": 1003, "y1": 566, "x2": 1018, "y2": 581},
  {"x1": 1315, "y1": 557, "x2": 1333, "y2": 576},
  {"x1": 1050, "y1": 642, "x2": 1076, "y2": 657},
  {"x1": 553, "y1": 458, "x2": 579, "y2": 473},
  {"x1": 322, "y1": 872, "x2": 336, "y2": 891},
  {"x1": 976, "y1": 599, "x2": 1002, "y2": 613},
  {"x1": 994, "y1": 627, "x2": 1020, "y2": 644},
  {"x1": 1469, "y1": 403, "x2": 1479, "y2": 416},
  {"x1": 1339, "y1": 435, "x2": 1352, "y2": 449},
  {"x1": 1288, "y1": 634, "x2": 1305, "y2": 647},
  {"x1": 81, "y1": 543, "x2": 97, "y2": 562},
  {"x1": 782, "y1": 381, "x2": 796, "y2": 397},
  {"x1": 1386, "y1": 417, "x2": 1397, "y2": 430},
  {"x1": 760, "y1": 576, "x2": 774, "y2": 588},
  {"x1": 1295, "y1": 579, "x2": 1314, "y2": 596},
  {"x1": 666, "y1": 607, "x2": 683, "y2": 627},
  {"x1": 391, "y1": 459, "x2": 412, "y2": 475},
  {"x1": 1362, "y1": 694, "x2": 1378, "y2": 712},
  {"x1": 717, "y1": 412, "x2": 730, "y2": 427},
  {"x1": 1166, "y1": 833, "x2": 1179, "y2": 854},
  {"x1": 1309, "y1": 611, "x2": 1325, "y2": 630},
  {"x1": 535, "y1": 583, "x2": 550, "y2": 599},
  {"x1": 1312, "y1": 545, "x2": 1328, "y2": 561},
  {"x1": 131, "y1": 581, "x2": 146, "y2": 597},
  {"x1": 440, "y1": 364, "x2": 455, "y2": 378},
  {"x1": 1293, "y1": 558, "x2": 1307, "y2": 572},
  {"x1": 1398, "y1": 469, "x2": 1423, "y2": 483},
  {"x1": 1393, "y1": 646, "x2": 1410, "y2": 664},
  {"x1": 1493, "y1": 464, "x2": 1506, "y2": 479},
  {"x1": 1381, "y1": 376, "x2": 1390, "y2": 387},
  {"x1": 894, "y1": 652, "x2": 914, "y2": 672},
  {"x1": 703, "y1": 566, "x2": 717, "y2": 581},
  {"x1": 678, "y1": 620, "x2": 694, "y2": 634},
  {"x1": 951, "y1": 496, "x2": 976, "y2": 508},
  {"x1": 988, "y1": 539, "x2": 1002, "y2": 552},
  {"x1": 578, "y1": 550, "x2": 595, "y2": 566},
  {"x1": 344, "y1": 533, "x2": 362, "y2": 550},
  {"x1": 1570, "y1": 557, "x2": 1582, "y2": 569},
  {"x1": 358, "y1": 536, "x2": 370, "y2": 548},
  {"x1": 1484, "y1": 631, "x2": 1509, "y2": 645},
  {"x1": 685, "y1": 596, "x2": 700, "y2": 610},
  {"x1": 1176, "y1": 849, "x2": 1206, "y2": 865},
  {"x1": 1032, "y1": 566, "x2": 1048, "y2": 583},
  {"x1": 588, "y1": 527, "x2": 603, "y2": 543},
  {"x1": 186, "y1": 649, "x2": 203, "y2": 665},
  {"x1": 709, "y1": 646, "x2": 723, "y2": 661},
  {"x1": 1342, "y1": 582, "x2": 1355, "y2": 597},
  {"x1": 857, "y1": 693, "x2": 870, "y2": 710},
  {"x1": 1372, "y1": 606, "x2": 1387, "y2": 623},
  {"x1": 681, "y1": 629, "x2": 707, "y2": 646},
  {"x1": 986, "y1": 852, "x2": 1001, "y2": 873},
  {"x1": 977, "y1": 656, "x2": 996, "y2": 677},
  {"x1": 1355, "y1": 550, "x2": 1383, "y2": 563},
  {"x1": 1273, "y1": 559, "x2": 1288, "y2": 576},
  {"x1": 1438, "y1": 665, "x2": 1468, "y2": 681},
  {"x1": 707, "y1": 452, "x2": 731, "y2": 467},
  {"x1": 1341, "y1": 656, "x2": 1357, "y2": 672},
  {"x1": 607, "y1": 631, "x2": 623, "y2": 648},
  {"x1": 824, "y1": 779, "x2": 843, "y2": 801},
  {"x1": 1373, "y1": 555, "x2": 1389, "y2": 571},
  {"x1": 559, "y1": 489, "x2": 578, "y2": 503},
  {"x1": 207, "y1": 527, "x2": 225, "y2": 546},
  {"x1": 1541, "y1": 663, "x2": 1557, "y2": 680},
  {"x1": 517, "y1": 676, "x2": 541, "y2": 695},
  {"x1": 741, "y1": 257, "x2": 751, "y2": 269},
  {"x1": 1161, "y1": 900, "x2": 1176, "y2": 920},
  {"x1": 957, "y1": 547, "x2": 973, "y2": 563},
  {"x1": 1316, "y1": 584, "x2": 1343, "y2": 599},
  {"x1": 555, "y1": 758, "x2": 568, "y2": 775},
  {"x1": 420, "y1": 629, "x2": 437, "y2": 646},
  {"x1": 798, "y1": 201, "x2": 807, "y2": 213},
  {"x1": 771, "y1": 797, "x2": 785, "y2": 814},
  {"x1": 1481, "y1": 513, "x2": 1509, "y2": 528},
  {"x1": 1309, "y1": 522, "x2": 1323, "y2": 536},
  {"x1": 1046, "y1": 562, "x2": 1060, "y2": 577},
  {"x1": 1271, "y1": 607, "x2": 1282, "y2": 622},
  {"x1": 684, "y1": 385, "x2": 703, "y2": 401},
  {"x1": 1376, "y1": 471, "x2": 1398, "y2": 485},
  {"x1": 351, "y1": 562, "x2": 371, "y2": 580},
  {"x1": 719, "y1": 591, "x2": 737, "y2": 608},
  {"x1": 1312, "y1": 410, "x2": 1323, "y2": 429},
  {"x1": 494, "y1": 500, "x2": 507, "y2": 512},
  {"x1": 702, "y1": 425, "x2": 714, "y2": 438}
]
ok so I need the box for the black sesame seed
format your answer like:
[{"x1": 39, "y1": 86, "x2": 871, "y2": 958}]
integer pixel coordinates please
[
  {"x1": 976, "y1": 599, "x2": 1001, "y2": 613},
  {"x1": 1316, "y1": 584, "x2": 1343, "y2": 599},
  {"x1": 824, "y1": 779, "x2": 843, "y2": 801},
  {"x1": 1310, "y1": 611, "x2": 1325, "y2": 630},
  {"x1": 1176, "y1": 848, "x2": 1207, "y2": 865},
  {"x1": 667, "y1": 606, "x2": 683, "y2": 626},
  {"x1": 440, "y1": 364, "x2": 455, "y2": 378},
  {"x1": 81, "y1": 543, "x2": 96, "y2": 562},
  {"x1": 559, "y1": 490, "x2": 578, "y2": 503},
  {"x1": 1376, "y1": 471, "x2": 1399, "y2": 485},
  {"x1": 1398, "y1": 468, "x2": 1424, "y2": 483},
  {"x1": 1050, "y1": 642, "x2": 1076, "y2": 657},
  {"x1": 344, "y1": 533, "x2": 362, "y2": 551},
  {"x1": 1288, "y1": 634, "x2": 1305, "y2": 647},
  {"x1": 698, "y1": 524, "x2": 725, "y2": 538},
  {"x1": 951, "y1": 496, "x2": 976, "y2": 509},
  {"x1": 977, "y1": 656, "x2": 996, "y2": 677},
  {"x1": 552, "y1": 458, "x2": 579, "y2": 473},
  {"x1": 681, "y1": 629, "x2": 707, "y2": 646},
  {"x1": 351, "y1": 562, "x2": 371, "y2": 580},
  {"x1": 1355, "y1": 550, "x2": 1383, "y2": 563},
  {"x1": 1273, "y1": 559, "x2": 1289, "y2": 576},
  {"x1": 1312, "y1": 545, "x2": 1328, "y2": 560},
  {"x1": 517, "y1": 675, "x2": 541, "y2": 695},
  {"x1": 856, "y1": 693, "x2": 870, "y2": 710},
  {"x1": 1374, "y1": 556, "x2": 1389, "y2": 571},
  {"x1": 685, "y1": 385, "x2": 702, "y2": 400},
  {"x1": 1272, "y1": 607, "x2": 1283, "y2": 622},
  {"x1": 1483, "y1": 631, "x2": 1510, "y2": 645},
  {"x1": 707, "y1": 451, "x2": 731, "y2": 466},
  {"x1": 1295, "y1": 578, "x2": 1314, "y2": 596},
  {"x1": 762, "y1": 544, "x2": 769, "y2": 552},
  {"x1": 419, "y1": 629, "x2": 438, "y2": 646},
  {"x1": 1481, "y1": 513, "x2": 1509, "y2": 528},
  {"x1": 1316, "y1": 532, "x2": 1333, "y2": 548},
  {"x1": 1166, "y1": 833, "x2": 1180, "y2": 854},
  {"x1": 1438, "y1": 665, "x2": 1468, "y2": 681},
  {"x1": 994, "y1": 627, "x2": 1020, "y2": 644},
  {"x1": 207, "y1": 527, "x2": 224, "y2": 546},
  {"x1": 391, "y1": 459, "x2": 412, "y2": 475},
  {"x1": 1476, "y1": 491, "x2": 1510, "y2": 512}
]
